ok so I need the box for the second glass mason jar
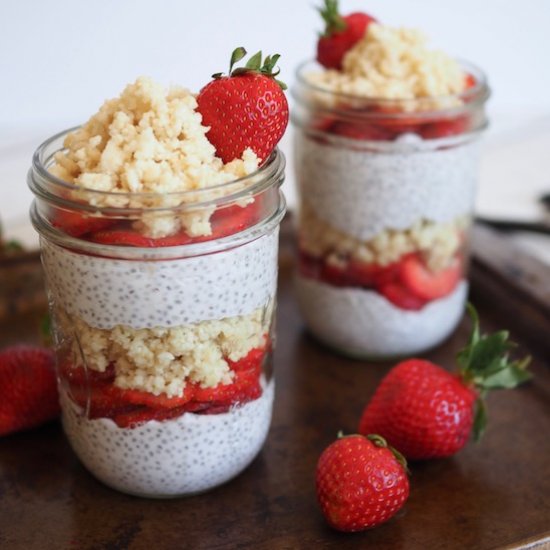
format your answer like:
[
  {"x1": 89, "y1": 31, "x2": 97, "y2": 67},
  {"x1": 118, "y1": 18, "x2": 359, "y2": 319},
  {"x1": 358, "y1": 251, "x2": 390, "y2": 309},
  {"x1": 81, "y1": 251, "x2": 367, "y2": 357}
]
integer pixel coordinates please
[
  {"x1": 292, "y1": 60, "x2": 489, "y2": 359},
  {"x1": 29, "y1": 129, "x2": 286, "y2": 497}
]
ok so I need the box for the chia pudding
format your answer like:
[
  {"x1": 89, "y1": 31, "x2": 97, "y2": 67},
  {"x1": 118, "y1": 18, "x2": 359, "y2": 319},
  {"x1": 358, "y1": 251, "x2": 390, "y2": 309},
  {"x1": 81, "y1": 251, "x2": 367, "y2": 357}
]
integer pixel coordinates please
[
  {"x1": 29, "y1": 71, "x2": 288, "y2": 497},
  {"x1": 292, "y1": 15, "x2": 489, "y2": 358}
]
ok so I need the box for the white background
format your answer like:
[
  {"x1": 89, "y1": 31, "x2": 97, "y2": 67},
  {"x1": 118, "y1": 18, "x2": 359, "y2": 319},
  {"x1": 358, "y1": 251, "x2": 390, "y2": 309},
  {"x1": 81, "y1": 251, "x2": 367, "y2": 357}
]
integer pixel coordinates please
[{"x1": 1, "y1": 0, "x2": 550, "y2": 255}]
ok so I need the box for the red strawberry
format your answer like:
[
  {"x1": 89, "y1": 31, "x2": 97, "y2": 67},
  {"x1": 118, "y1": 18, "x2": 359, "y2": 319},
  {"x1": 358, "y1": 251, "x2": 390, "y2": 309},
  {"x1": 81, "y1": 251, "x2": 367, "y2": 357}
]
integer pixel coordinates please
[
  {"x1": 192, "y1": 364, "x2": 262, "y2": 408},
  {"x1": 227, "y1": 345, "x2": 266, "y2": 372},
  {"x1": 378, "y1": 282, "x2": 427, "y2": 311},
  {"x1": 209, "y1": 201, "x2": 261, "y2": 239},
  {"x1": 88, "y1": 227, "x2": 199, "y2": 247},
  {"x1": 69, "y1": 382, "x2": 130, "y2": 418},
  {"x1": 464, "y1": 73, "x2": 476, "y2": 89},
  {"x1": 399, "y1": 254, "x2": 461, "y2": 301},
  {"x1": 117, "y1": 384, "x2": 195, "y2": 410},
  {"x1": 348, "y1": 259, "x2": 400, "y2": 288},
  {"x1": 316, "y1": 433, "x2": 409, "y2": 532},
  {"x1": 329, "y1": 120, "x2": 391, "y2": 141},
  {"x1": 51, "y1": 208, "x2": 114, "y2": 238},
  {"x1": 298, "y1": 251, "x2": 322, "y2": 280},
  {"x1": 316, "y1": 0, "x2": 377, "y2": 69},
  {"x1": 59, "y1": 360, "x2": 115, "y2": 386},
  {"x1": 359, "y1": 305, "x2": 532, "y2": 459},
  {"x1": 419, "y1": 116, "x2": 469, "y2": 140},
  {"x1": 320, "y1": 259, "x2": 349, "y2": 287},
  {"x1": 113, "y1": 405, "x2": 189, "y2": 429},
  {"x1": 197, "y1": 48, "x2": 289, "y2": 163},
  {"x1": 0, "y1": 345, "x2": 59, "y2": 436}
]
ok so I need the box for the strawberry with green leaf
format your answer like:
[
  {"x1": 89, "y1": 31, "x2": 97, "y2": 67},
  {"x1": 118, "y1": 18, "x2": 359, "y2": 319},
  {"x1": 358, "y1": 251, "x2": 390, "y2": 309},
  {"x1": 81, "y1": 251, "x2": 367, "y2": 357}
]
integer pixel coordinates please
[
  {"x1": 316, "y1": 0, "x2": 376, "y2": 69},
  {"x1": 316, "y1": 433, "x2": 409, "y2": 532},
  {"x1": 197, "y1": 47, "x2": 289, "y2": 164},
  {"x1": 359, "y1": 304, "x2": 532, "y2": 459}
]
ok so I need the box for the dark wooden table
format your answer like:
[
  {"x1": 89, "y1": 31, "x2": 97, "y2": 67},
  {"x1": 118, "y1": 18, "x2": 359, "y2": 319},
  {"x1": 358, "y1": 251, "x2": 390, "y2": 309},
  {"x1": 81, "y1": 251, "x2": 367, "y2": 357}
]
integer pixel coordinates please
[{"x1": 1, "y1": 226, "x2": 549, "y2": 550}]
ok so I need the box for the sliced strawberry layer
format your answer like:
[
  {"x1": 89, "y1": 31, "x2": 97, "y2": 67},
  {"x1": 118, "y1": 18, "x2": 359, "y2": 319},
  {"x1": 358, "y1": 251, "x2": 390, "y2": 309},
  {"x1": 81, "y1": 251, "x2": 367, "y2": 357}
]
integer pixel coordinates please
[
  {"x1": 327, "y1": 105, "x2": 471, "y2": 142},
  {"x1": 88, "y1": 228, "x2": 199, "y2": 247},
  {"x1": 209, "y1": 201, "x2": 261, "y2": 239},
  {"x1": 85, "y1": 201, "x2": 261, "y2": 247},
  {"x1": 299, "y1": 250, "x2": 463, "y2": 310},
  {"x1": 64, "y1": 344, "x2": 268, "y2": 426},
  {"x1": 113, "y1": 406, "x2": 189, "y2": 429},
  {"x1": 59, "y1": 361, "x2": 116, "y2": 386},
  {"x1": 69, "y1": 382, "x2": 130, "y2": 419},
  {"x1": 117, "y1": 384, "x2": 196, "y2": 409},
  {"x1": 51, "y1": 209, "x2": 115, "y2": 238},
  {"x1": 378, "y1": 282, "x2": 427, "y2": 311},
  {"x1": 399, "y1": 255, "x2": 461, "y2": 301}
]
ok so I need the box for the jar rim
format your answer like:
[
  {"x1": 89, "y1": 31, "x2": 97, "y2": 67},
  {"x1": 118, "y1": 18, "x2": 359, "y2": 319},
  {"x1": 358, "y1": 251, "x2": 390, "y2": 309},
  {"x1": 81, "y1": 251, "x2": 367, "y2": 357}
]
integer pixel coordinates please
[
  {"x1": 29, "y1": 126, "x2": 285, "y2": 214},
  {"x1": 292, "y1": 59, "x2": 490, "y2": 120}
]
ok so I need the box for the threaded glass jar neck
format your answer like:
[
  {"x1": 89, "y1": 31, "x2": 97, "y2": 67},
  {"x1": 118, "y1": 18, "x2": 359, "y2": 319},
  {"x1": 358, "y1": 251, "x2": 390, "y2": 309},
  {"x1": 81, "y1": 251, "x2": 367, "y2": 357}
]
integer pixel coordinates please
[{"x1": 28, "y1": 128, "x2": 286, "y2": 259}]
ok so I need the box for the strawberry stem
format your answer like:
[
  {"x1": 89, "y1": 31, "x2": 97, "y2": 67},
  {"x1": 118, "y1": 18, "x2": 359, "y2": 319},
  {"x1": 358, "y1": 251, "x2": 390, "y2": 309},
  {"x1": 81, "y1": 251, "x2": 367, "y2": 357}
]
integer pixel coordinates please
[
  {"x1": 458, "y1": 303, "x2": 532, "y2": 439},
  {"x1": 212, "y1": 47, "x2": 287, "y2": 90},
  {"x1": 318, "y1": 0, "x2": 346, "y2": 37},
  {"x1": 367, "y1": 434, "x2": 410, "y2": 474}
]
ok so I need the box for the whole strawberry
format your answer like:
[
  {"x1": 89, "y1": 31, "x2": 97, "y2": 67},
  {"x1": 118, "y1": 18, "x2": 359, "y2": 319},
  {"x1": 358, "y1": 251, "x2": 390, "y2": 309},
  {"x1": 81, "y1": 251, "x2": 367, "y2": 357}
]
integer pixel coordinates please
[
  {"x1": 316, "y1": 0, "x2": 376, "y2": 69},
  {"x1": 359, "y1": 305, "x2": 531, "y2": 459},
  {"x1": 0, "y1": 345, "x2": 59, "y2": 436},
  {"x1": 197, "y1": 48, "x2": 289, "y2": 163},
  {"x1": 316, "y1": 433, "x2": 409, "y2": 532}
]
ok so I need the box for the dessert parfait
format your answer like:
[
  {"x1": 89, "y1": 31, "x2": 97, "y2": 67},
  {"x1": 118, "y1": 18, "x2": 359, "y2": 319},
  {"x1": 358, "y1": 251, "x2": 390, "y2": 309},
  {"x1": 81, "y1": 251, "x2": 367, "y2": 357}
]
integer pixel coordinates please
[
  {"x1": 292, "y1": 2, "x2": 489, "y2": 358},
  {"x1": 29, "y1": 49, "x2": 288, "y2": 497}
]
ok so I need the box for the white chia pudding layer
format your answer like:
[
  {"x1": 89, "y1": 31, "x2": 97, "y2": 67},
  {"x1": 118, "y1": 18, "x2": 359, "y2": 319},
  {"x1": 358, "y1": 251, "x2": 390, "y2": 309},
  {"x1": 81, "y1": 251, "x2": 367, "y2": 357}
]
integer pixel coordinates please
[
  {"x1": 42, "y1": 230, "x2": 278, "y2": 330},
  {"x1": 60, "y1": 378, "x2": 275, "y2": 497},
  {"x1": 295, "y1": 276, "x2": 467, "y2": 358},
  {"x1": 295, "y1": 134, "x2": 480, "y2": 241}
]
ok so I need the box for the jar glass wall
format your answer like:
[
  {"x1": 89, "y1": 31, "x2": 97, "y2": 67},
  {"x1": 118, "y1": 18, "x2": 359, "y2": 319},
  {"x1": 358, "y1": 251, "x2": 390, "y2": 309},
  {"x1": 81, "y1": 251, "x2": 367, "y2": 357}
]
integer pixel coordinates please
[
  {"x1": 292, "y1": 60, "x2": 489, "y2": 359},
  {"x1": 29, "y1": 129, "x2": 286, "y2": 497}
]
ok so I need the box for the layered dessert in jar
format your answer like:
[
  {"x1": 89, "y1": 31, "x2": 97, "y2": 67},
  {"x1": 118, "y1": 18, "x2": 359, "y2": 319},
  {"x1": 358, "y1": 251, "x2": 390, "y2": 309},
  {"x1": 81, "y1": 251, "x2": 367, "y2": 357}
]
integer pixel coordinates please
[
  {"x1": 292, "y1": 2, "x2": 489, "y2": 358},
  {"x1": 29, "y1": 50, "x2": 289, "y2": 497}
]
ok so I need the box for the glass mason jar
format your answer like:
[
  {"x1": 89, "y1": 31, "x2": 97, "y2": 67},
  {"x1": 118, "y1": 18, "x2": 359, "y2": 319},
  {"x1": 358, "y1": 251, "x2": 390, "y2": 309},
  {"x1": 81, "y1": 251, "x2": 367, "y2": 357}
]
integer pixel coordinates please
[
  {"x1": 292, "y1": 60, "x2": 489, "y2": 359},
  {"x1": 29, "y1": 128, "x2": 286, "y2": 497}
]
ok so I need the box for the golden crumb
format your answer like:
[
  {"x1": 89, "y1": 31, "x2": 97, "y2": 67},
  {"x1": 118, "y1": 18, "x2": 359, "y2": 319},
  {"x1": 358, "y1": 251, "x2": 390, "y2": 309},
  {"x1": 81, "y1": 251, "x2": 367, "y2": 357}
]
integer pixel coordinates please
[{"x1": 50, "y1": 77, "x2": 260, "y2": 237}]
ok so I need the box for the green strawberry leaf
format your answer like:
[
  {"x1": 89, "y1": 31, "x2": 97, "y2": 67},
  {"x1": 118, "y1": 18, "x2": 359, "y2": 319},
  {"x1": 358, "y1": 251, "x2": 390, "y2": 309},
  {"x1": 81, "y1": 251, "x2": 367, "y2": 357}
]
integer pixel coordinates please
[
  {"x1": 245, "y1": 51, "x2": 263, "y2": 71},
  {"x1": 218, "y1": 48, "x2": 287, "y2": 90},
  {"x1": 458, "y1": 303, "x2": 531, "y2": 390},
  {"x1": 318, "y1": 0, "x2": 346, "y2": 37},
  {"x1": 229, "y1": 47, "x2": 247, "y2": 74},
  {"x1": 458, "y1": 303, "x2": 532, "y2": 444},
  {"x1": 473, "y1": 396, "x2": 487, "y2": 441}
]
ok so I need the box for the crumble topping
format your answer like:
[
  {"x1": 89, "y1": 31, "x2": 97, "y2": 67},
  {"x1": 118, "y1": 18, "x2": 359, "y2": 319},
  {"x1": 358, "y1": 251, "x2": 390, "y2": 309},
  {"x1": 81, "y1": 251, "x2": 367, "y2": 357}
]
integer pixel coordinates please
[
  {"x1": 61, "y1": 305, "x2": 271, "y2": 397},
  {"x1": 308, "y1": 23, "x2": 466, "y2": 109},
  {"x1": 300, "y1": 202, "x2": 467, "y2": 272},
  {"x1": 50, "y1": 77, "x2": 260, "y2": 237}
]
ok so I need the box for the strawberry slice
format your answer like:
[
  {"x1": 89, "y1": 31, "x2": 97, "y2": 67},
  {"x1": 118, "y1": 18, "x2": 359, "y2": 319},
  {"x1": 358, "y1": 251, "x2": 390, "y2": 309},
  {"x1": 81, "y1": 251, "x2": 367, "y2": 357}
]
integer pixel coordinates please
[
  {"x1": 320, "y1": 260, "x2": 350, "y2": 287},
  {"x1": 69, "y1": 382, "x2": 130, "y2": 418},
  {"x1": 117, "y1": 384, "x2": 195, "y2": 409},
  {"x1": 227, "y1": 346, "x2": 266, "y2": 372},
  {"x1": 464, "y1": 73, "x2": 476, "y2": 89},
  {"x1": 209, "y1": 201, "x2": 261, "y2": 239},
  {"x1": 87, "y1": 227, "x2": 199, "y2": 247},
  {"x1": 51, "y1": 208, "x2": 114, "y2": 238},
  {"x1": 113, "y1": 405, "x2": 189, "y2": 429},
  {"x1": 192, "y1": 365, "x2": 262, "y2": 407},
  {"x1": 419, "y1": 116, "x2": 469, "y2": 140},
  {"x1": 378, "y1": 282, "x2": 427, "y2": 311},
  {"x1": 348, "y1": 260, "x2": 401, "y2": 288},
  {"x1": 59, "y1": 360, "x2": 115, "y2": 386},
  {"x1": 399, "y1": 255, "x2": 461, "y2": 301},
  {"x1": 298, "y1": 251, "x2": 322, "y2": 280},
  {"x1": 329, "y1": 120, "x2": 392, "y2": 141}
]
